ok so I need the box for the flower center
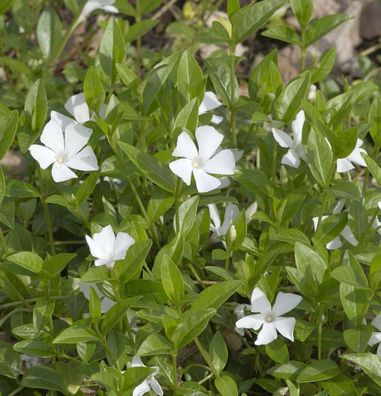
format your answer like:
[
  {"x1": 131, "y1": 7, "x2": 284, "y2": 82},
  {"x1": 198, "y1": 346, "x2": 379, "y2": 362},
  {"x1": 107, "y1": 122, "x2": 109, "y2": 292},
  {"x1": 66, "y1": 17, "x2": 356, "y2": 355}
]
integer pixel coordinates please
[
  {"x1": 265, "y1": 314, "x2": 274, "y2": 323},
  {"x1": 56, "y1": 152, "x2": 67, "y2": 164},
  {"x1": 192, "y1": 157, "x2": 203, "y2": 169}
]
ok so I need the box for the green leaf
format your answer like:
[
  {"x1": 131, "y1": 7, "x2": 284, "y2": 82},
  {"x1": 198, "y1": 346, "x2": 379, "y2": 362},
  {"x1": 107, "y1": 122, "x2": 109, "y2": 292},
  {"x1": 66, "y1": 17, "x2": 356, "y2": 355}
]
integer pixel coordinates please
[
  {"x1": 231, "y1": 0, "x2": 286, "y2": 43},
  {"x1": 192, "y1": 280, "x2": 242, "y2": 310},
  {"x1": 262, "y1": 25, "x2": 301, "y2": 45},
  {"x1": 362, "y1": 153, "x2": 381, "y2": 185},
  {"x1": 304, "y1": 14, "x2": 351, "y2": 47},
  {"x1": 215, "y1": 375, "x2": 238, "y2": 396},
  {"x1": 296, "y1": 359, "x2": 340, "y2": 383},
  {"x1": 370, "y1": 255, "x2": 381, "y2": 291},
  {"x1": 125, "y1": 19, "x2": 158, "y2": 42},
  {"x1": 306, "y1": 128, "x2": 333, "y2": 188},
  {"x1": 7, "y1": 251, "x2": 43, "y2": 273},
  {"x1": 118, "y1": 142, "x2": 176, "y2": 192},
  {"x1": 33, "y1": 299, "x2": 55, "y2": 335},
  {"x1": 312, "y1": 48, "x2": 337, "y2": 83},
  {"x1": 274, "y1": 71, "x2": 311, "y2": 122},
  {"x1": 209, "y1": 331, "x2": 228, "y2": 376},
  {"x1": 174, "y1": 98, "x2": 199, "y2": 132},
  {"x1": 99, "y1": 19, "x2": 126, "y2": 83},
  {"x1": 43, "y1": 253, "x2": 76, "y2": 278},
  {"x1": 267, "y1": 361, "x2": 306, "y2": 380},
  {"x1": 290, "y1": 0, "x2": 313, "y2": 28},
  {"x1": 177, "y1": 50, "x2": 204, "y2": 100},
  {"x1": 37, "y1": 8, "x2": 63, "y2": 59},
  {"x1": 0, "y1": 110, "x2": 19, "y2": 159},
  {"x1": 13, "y1": 339, "x2": 55, "y2": 358},
  {"x1": 344, "y1": 326, "x2": 373, "y2": 353},
  {"x1": 265, "y1": 338, "x2": 289, "y2": 364},
  {"x1": 116, "y1": 63, "x2": 138, "y2": 87},
  {"x1": 25, "y1": 79, "x2": 47, "y2": 135},
  {"x1": 160, "y1": 255, "x2": 184, "y2": 306},
  {"x1": 54, "y1": 325, "x2": 99, "y2": 344},
  {"x1": 175, "y1": 195, "x2": 199, "y2": 237},
  {"x1": 331, "y1": 252, "x2": 369, "y2": 289},
  {"x1": 84, "y1": 66, "x2": 105, "y2": 111},
  {"x1": 342, "y1": 353, "x2": 381, "y2": 388},
  {"x1": 137, "y1": 333, "x2": 172, "y2": 356},
  {"x1": 0, "y1": 166, "x2": 5, "y2": 206},
  {"x1": 89, "y1": 287, "x2": 102, "y2": 322},
  {"x1": 100, "y1": 300, "x2": 131, "y2": 334},
  {"x1": 171, "y1": 308, "x2": 216, "y2": 349},
  {"x1": 369, "y1": 95, "x2": 381, "y2": 147},
  {"x1": 227, "y1": 0, "x2": 240, "y2": 17},
  {"x1": 22, "y1": 366, "x2": 66, "y2": 392},
  {"x1": 5, "y1": 179, "x2": 40, "y2": 198},
  {"x1": 321, "y1": 374, "x2": 358, "y2": 396},
  {"x1": 76, "y1": 171, "x2": 100, "y2": 204}
]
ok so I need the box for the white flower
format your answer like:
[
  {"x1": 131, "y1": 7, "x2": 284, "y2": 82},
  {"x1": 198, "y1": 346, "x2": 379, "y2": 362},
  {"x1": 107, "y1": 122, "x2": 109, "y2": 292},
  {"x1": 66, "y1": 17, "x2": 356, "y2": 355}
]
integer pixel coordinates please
[
  {"x1": 236, "y1": 288, "x2": 302, "y2": 345},
  {"x1": 169, "y1": 126, "x2": 235, "y2": 193},
  {"x1": 272, "y1": 110, "x2": 306, "y2": 168},
  {"x1": 80, "y1": 0, "x2": 118, "y2": 21},
  {"x1": 336, "y1": 139, "x2": 367, "y2": 173},
  {"x1": 308, "y1": 84, "x2": 317, "y2": 101},
  {"x1": 85, "y1": 225, "x2": 135, "y2": 269},
  {"x1": 131, "y1": 356, "x2": 163, "y2": 396},
  {"x1": 64, "y1": 92, "x2": 106, "y2": 124},
  {"x1": 368, "y1": 316, "x2": 381, "y2": 355},
  {"x1": 312, "y1": 199, "x2": 358, "y2": 250},
  {"x1": 79, "y1": 282, "x2": 115, "y2": 312},
  {"x1": 29, "y1": 113, "x2": 98, "y2": 182},
  {"x1": 198, "y1": 91, "x2": 223, "y2": 124},
  {"x1": 209, "y1": 203, "x2": 240, "y2": 239}
]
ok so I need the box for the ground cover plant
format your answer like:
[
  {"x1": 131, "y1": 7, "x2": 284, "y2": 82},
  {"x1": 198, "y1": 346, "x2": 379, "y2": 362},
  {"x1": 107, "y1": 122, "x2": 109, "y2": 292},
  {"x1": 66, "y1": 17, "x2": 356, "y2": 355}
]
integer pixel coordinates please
[{"x1": 1, "y1": 0, "x2": 381, "y2": 395}]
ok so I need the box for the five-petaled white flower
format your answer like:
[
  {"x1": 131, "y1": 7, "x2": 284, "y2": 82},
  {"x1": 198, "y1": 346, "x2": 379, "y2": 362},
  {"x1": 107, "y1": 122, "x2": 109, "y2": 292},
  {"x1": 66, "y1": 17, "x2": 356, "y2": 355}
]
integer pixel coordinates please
[
  {"x1": 272, "y1": 110, "x2": 306, "y2": 168},
  {"x1": 169, "y1": 126, "x2": 236, "y2": 193},
  {"x1": 198, "y1": 91, "x2": 223, "y2": 124},
  {"x1": 80, "y1": 0, "x2": 118, "y2": 21},
  {"x1": 63, "y1": 92, "x2": 106, "y2": 124},
  {"x1": 235, "y1": 287, "x2": 302, "y2": 345},
  {"x1": 336, "y1": 139, "x2": 367, "y2": 173},
  {"x1": 79, "y1": 282, "x2": 115, "y2": 312},
  {"x1": 29, "y1": 113, "x2": 98, "y2": 182},
  {"x1": 85, "y1": 225, "x2": 135, "y2": 269},
  {"x1": 131, "y1": 356, "x2": 163, "y2": 396},
  {"x1": 368, "y1": 316, "x2": 381, "y2": 355},
  {"x1": 312, "y1": 199, "x2": 358, "y2": 250}
]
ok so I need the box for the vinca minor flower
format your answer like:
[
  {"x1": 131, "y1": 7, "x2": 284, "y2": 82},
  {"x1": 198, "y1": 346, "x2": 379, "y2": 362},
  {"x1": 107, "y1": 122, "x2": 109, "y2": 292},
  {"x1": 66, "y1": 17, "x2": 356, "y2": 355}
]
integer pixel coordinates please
[
  {"x1": 272, "y1": 110, "x2": 306, "y2": 168},
  {"x1": 236, "y1": 288, "x2": 302, "y2": 345},
  {"x1": 64, "y1": 92, "x2": 106, "y2": 125},
  {"x1": 29, "y1": 115, "x2": 98, "y2": 182},
  {"x1": 80, "y1": 0, "x2": 118, "y2": 21},
  {"x1": 368, "y1": 315, "x2": 381, "y2": 355},
  {"x1": 85, "y1": 225, "x2": 135, "y2": 269},
  {"x1": 169, "y1": 126, "x2": 235, "y2": 193},
  {"x1": 336, "y1": 139, "x2": 367, "y2": 173},
  {"x1": 131, "y1": 356, "x2": 163, "y2": 396},
  {"x1": 198, "y1": 91, "x2": 223, "y2": 124}
]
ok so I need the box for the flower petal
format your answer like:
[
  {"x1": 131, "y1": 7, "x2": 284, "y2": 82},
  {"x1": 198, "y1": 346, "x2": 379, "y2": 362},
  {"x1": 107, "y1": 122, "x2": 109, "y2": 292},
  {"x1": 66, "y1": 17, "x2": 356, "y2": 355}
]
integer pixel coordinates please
[
  {"x1": 326, "y1": 236, "x2": 342, "y2": 250},
  {"x1": 235, "y1": 314, "x2": 264, "y2": 330},
  {"x1": 148, "y1": 377, "x2": 164, "y2": 396},
  {"x1": 132, "y1": 381, "x2": 151, "y2": 396},
  {"x1": 291, "y1": 110, "x2": 305, "y2": 146},
  {"x1": 281, "y1": 149, "x2": 300, "y2": 168},
  {"x1": 64, "y1": 123, "x2": 93, "y2": 156},
  {"x1": 203, "y1": 149, "x2": 236, "y2": 175},
  {"x1": 196, "y1": 126, "x2": 224, "y2": 161},
  {"x1": 51, "y1": 162, "x2": 77, "y2": 182},
  {"x1": 212, "y1": 115, "x2": 223, "y2": 124},
  {"x1": 193, "y1": 168, "x2": 221, "y2": 193},
  {"x1": 169, "y1": 158, "x2": 193, "y2": 185},
  {"x1": 199, "y1": 91, "x2": 222, "y2": 114},
  {"x1": 372, "y1": 316, "x2": 381, "y2": 331},
  {"x1": 368, "y1": 332, "x2": 381, "y2": 346},
  {"x1": 29, "y1": 145, "x2": 56, "y2": 169},
  {"x1": 272, "y1": 292, "x2": 302, "y2": 316},
  {"x1": 113, "y1": 232, "x2": 135, "y2": 260},
  {"x1": 332, "y1": 199, "x2": 345, "y2": 215},
  {"x1": 273, "y1": 317, "x2": 296, "y2": 341},
  {"x1": 93, "y1": 225, "x2": 115, "y2": 257},
  {"x1": 219, "y1": 204, "x2": 240, "y2": 236},
  {"x1": 66, "y1": 146, "x2": 99, "y2": 171},
  {"x1": 51, "y1": 111, "x2": 75, "y2": 132},
  {"x1": 94, "y1": 258, "x2": 114, "y2": 268},
  {"x1": 340, "y1": 225, "x2": 358, "y2": 246},
  {"x1": 250, "y1": 288, "x2": 271, "y2": 314},
  {"x1": 272, "y1": 128, "x2": 294, "y2": 148},
  {"x1": 131, "y1": 356, "x2": 145, "y2": 367},
  {"x1": 65, "y1": 93, "x2": 91, "y2": 124},
  {"x1": 172, "y1": 132, "x2": 198, "y2": 159},
  {"x1": 208, "y1": 204, "x2": 221, "y2": 233},
  {"x1": 337, "y1": 158, "x2": 354, "y2": 173},
  {"x1": 101, "y1": 297, "x2": 115, "y2": 313},
  {"x1": 347, "y1": 146, "x2": 367, "y2": 167},
  {"x1": 85, "y1": 235, "x2": 105, "y2": 259},
  {"x1": 40, "y1": 119, "x2": 65, "y2": 153},
  {"x1": 255, "y1": 322, "x2": 278, "y2": 345}
]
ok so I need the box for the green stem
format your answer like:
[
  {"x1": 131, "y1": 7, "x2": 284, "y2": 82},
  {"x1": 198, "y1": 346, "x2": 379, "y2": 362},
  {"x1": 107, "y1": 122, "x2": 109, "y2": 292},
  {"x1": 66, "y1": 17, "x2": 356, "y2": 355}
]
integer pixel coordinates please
[
  {"x1": 41, "y1": 198, "x2": 56, "y2": 255},
  {"x1": 0, "y1": 295, "x2": 68, "y2": 310},
  {"x1": 128, "y1": 177, "x2": 161, "y2": 249},
  {"x1": 0, "y1": 227, "x2": 8, "y2": 256},
  {"x1": 174, "y1": 179, "x2": 183, "y2": 233},
  {"x1": 8, "y1": 385, "x2": 24, "y2": 396},
  {"x1": 172, "y1": 352, "x2": 178, "y2": 391},
  {"x1": 317, "y1": 320, "x2": 322, "y2": 360},
  {"x1": 229, "y1": 46, "x2": 237, "y2": 148}
]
